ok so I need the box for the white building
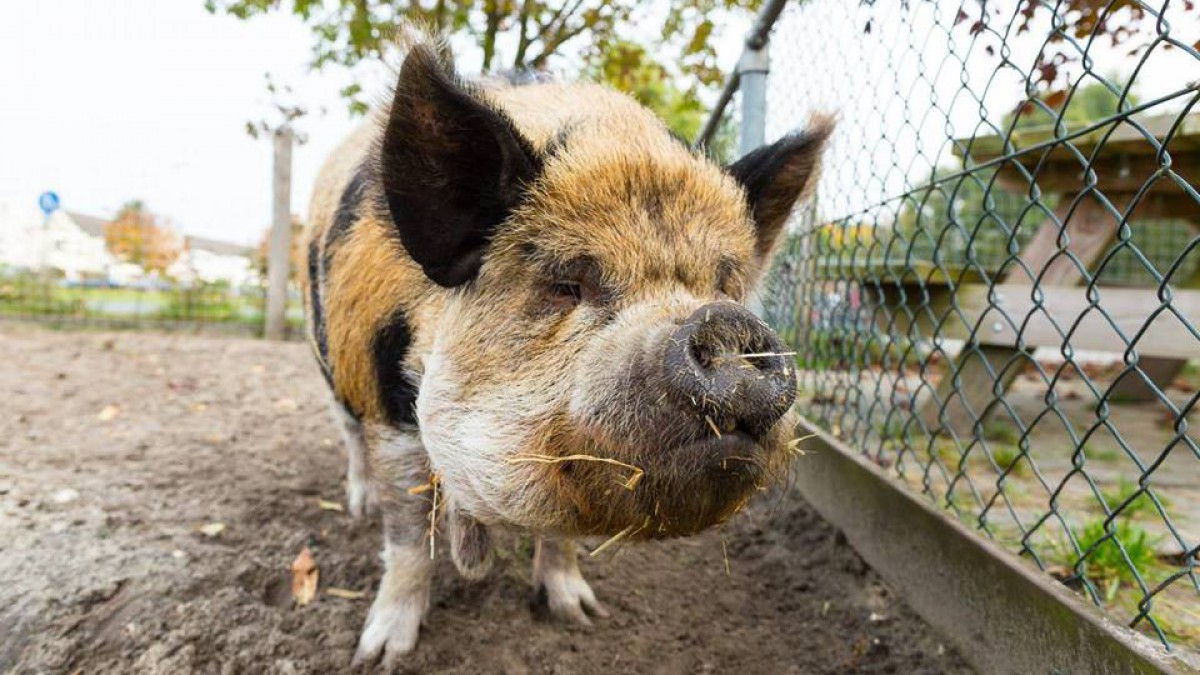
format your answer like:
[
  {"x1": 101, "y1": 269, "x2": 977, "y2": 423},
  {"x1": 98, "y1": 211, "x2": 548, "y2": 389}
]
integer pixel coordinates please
[
  {"x1": 0, "y1": 200, "x2": 115, "y2": 280},
  {"x1": 169, "y1": 236, "x2": 257, "y2": 288},
  {"x1": 0, "y1": 198, "x2": 257, "y2": 287}
]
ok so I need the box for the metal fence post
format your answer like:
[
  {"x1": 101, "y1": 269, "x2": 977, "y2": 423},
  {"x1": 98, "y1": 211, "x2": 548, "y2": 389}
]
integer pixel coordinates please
[
  {"x1": 264, "y1": 127, "x2": 293, "y2": 340},
  {"x1": 737, "y1": 42, "x2": 770, "y2": 158}
]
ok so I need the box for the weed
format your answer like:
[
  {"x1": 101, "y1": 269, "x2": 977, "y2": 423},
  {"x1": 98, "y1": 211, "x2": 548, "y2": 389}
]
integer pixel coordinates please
[
  {"x1": 989, "y1": 445, "x2": 1028, "y2": 476},
  {"x1": 1066, "y1": 519, "x2": 1159, "y2": 588},
  {"x1": 981, "y1": 421, "x2": 1021, "y2": 446},
  {"x1": 1101, "y1": 478, "x2": 1168, "y2": 518}
]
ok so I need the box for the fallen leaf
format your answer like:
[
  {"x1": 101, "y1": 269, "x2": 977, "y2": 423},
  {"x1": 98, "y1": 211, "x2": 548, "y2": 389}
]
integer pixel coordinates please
[
  {"x1": 199, "y1": 522, "x2": 226, "y2": 537},
  {"x1": 97, "y1": 405, "x2": 121, "y2": 421},
  {"x1": 325, "y1": 587, "x2": 365, "y2": 600},
  {"x1": 317, "y1": 499, "x2": 344, "y2": 512},
  {"x1": 274, "y1": 398, "x2": 299, "y2": 412},
  {"x1": 251, "y1": 364, "x2": 266, "y2": 374},
  {"x1": 190, "y1": 402, "x2": 208, "y2": 413},
  {"x1": 292, "y1": 546, "x2": 319, "y2": 606}
]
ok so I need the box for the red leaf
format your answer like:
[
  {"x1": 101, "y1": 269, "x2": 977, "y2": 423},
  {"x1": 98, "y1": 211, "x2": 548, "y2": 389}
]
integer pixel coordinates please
[{"x1": 1043, "y1": 90, "x2": 1069, "y2": 111}]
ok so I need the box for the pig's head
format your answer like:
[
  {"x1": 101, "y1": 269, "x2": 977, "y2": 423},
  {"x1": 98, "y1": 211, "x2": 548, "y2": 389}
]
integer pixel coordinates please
[{"x1": 383, "y1": 46, "x2": 830, "y2": 538}]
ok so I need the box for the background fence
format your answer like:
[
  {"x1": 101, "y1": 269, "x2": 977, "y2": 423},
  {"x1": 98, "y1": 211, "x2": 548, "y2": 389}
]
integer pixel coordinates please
[
  {"x1": 704, "y1": 0, "x2": 1199, "y2": 661},
  {"x1": 0, "y1": 268, "x2": 303, "y2": 337},
  {"x1": 0, "y1": 205, "x2": 305, "y2": 338}
]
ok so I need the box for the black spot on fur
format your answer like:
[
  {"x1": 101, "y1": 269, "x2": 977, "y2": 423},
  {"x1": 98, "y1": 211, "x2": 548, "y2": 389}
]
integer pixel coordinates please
[
  {"x1": 306, "y1": 239, "x2": 334, "y2": 390},
  {"x1": 372, "y1": 307, "x2": 419, "y2": 426},
  {"x1": 324, "y1": 162, "x2": 368, "y2": 262}
]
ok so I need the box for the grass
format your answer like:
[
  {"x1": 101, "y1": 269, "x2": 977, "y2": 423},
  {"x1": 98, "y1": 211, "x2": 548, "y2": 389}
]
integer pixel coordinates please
[
  {"x1": 989, "y1": 445, "x2": 1029, "y2": 476},
  {"x1": 981, "y1": 420, "x2": 1021, "y2": 446},
  {"x1": 1054, "y1": 519, "x2": 1161, "y2": 602},
  {"x1": 1100, "y1": 478, "x2": 1168, "y2": 518},
  {"x1": 0, "y1": 275, "x2": 307, "y2": 334},
  {"x1": 1177, "y1": 360, "x2": 1200, "y2": 391}
]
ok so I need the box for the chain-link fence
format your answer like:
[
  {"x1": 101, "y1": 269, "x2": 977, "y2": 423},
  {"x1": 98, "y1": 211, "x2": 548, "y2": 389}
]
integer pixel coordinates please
[{"x1": 707, "y1": 0, "x2": 1200, "y2": 656}]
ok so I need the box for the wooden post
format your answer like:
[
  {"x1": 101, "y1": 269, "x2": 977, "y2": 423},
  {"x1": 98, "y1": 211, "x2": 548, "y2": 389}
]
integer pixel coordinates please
[
  {"x1": 264, "y1": 127, "x2": 294, "y2": 340},
  {"x1": 920, "y1": 194, "x2": 1120, "y2": 436}
]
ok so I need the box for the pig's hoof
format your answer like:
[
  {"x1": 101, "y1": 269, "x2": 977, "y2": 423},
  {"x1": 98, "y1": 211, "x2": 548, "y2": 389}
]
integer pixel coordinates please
[
  {"x1": 535, "y1": 569, "x2": 609, "y2": 626},
  {"x1": 352, "y1": 594, "x2": 422, "y2": 667},
  {"x1": 346, "y1": 479, "x2": 379, "y2": 519}
]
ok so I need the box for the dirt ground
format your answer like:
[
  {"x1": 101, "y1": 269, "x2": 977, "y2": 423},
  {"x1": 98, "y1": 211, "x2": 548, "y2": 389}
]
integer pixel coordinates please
[{"x1": 0, "y1": 325, "x2": 972, "y2": 674}]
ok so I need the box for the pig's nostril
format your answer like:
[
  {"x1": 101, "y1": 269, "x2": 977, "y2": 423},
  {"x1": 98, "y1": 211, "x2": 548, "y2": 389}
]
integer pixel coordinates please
[
  {"x1": 688, "y1": 336, "x2": 715, "y2": 370},
  {"x1": 663, "y1": 302, "x2": 798, "y2": 435}
]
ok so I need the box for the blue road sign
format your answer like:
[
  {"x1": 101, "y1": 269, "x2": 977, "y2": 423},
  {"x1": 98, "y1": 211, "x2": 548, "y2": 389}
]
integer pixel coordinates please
[{"x1": 38, "y1": 191, "x2": 60, "y2": 215}]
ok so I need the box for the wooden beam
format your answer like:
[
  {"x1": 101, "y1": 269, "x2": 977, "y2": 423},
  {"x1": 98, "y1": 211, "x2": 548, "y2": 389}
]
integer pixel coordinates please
[
  {"x1": 947, "y1": 284, "x2": 1200, "y2": 360},
  {"x1": 1010, "y1": 194, "x2": 1120, "y2": 285}
]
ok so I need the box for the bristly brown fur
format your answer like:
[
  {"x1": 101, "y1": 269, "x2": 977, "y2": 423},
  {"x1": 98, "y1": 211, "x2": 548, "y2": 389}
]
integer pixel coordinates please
[
  {"x1": 303, "y1": 78, "x2": 759, "y2": 423},
  {"x1": 303, "y1": 37, "x2": 829, "y2": 538}
]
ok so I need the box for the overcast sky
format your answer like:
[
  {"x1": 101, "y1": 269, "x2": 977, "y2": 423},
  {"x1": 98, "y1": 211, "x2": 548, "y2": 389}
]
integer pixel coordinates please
[
  {"x1": 3, "y1": 1, "x2": 1193, "y2": 246},
  {"x1": 1, "y1": 1, "x2": 389, "y2": 246},
  {"x1": 0, "y1": 1, "x2": 748, "y2": 247}
]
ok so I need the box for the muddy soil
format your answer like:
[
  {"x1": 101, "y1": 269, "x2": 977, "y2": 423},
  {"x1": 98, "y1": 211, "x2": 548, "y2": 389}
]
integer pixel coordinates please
[{"x1": 0, "y1": 326, "x2": 972, "y2": 674}]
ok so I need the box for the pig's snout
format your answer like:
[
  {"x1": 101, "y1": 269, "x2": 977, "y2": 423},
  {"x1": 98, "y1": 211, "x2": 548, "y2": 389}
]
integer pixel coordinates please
[{"x1": 664, "y1": 302, "x2": 797, "y2": 438}]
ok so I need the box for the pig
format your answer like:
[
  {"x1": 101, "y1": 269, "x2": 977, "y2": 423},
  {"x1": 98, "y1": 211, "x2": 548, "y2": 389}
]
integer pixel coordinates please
[{"x1": 300, "y1": 34, "x2": 830, "y2": 667}]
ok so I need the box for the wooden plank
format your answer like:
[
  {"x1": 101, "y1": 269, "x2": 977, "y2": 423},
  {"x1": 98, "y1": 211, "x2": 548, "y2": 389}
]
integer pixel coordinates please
[
  {"x1": 918, "y1": 195, "x2": 1119, "y2": 435},
  {"x1": 949, "y1": 284, "x2": 1200, "y2": 360},
  {"x1": 1108, "y1": 357, "x2": 1189, "y2": 402},
  {"x1": 959, "y1": 112, "x2": 1200, "y2": 161},
  {"x1": 1011, "y1": 194, "x2": 1120, "y2": 285}
]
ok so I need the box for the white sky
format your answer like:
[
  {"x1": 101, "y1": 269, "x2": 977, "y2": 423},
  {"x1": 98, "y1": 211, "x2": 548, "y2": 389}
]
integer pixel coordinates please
[
  {"x1": 767, "y1": 1, "x2": 1200, "y2": 223},
  {"x1": 7, "y1": 1, "x2": 1186, "y2": 247},
  {"x1": 0, "y1": 1, "x2": 747, "y2": 247},
  {"x1": 0, "y1": 1, "x2": 366, "y2": 246}
]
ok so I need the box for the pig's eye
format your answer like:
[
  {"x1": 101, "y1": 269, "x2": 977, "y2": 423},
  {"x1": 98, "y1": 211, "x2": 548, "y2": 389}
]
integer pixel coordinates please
[
  {"x1": 549, "y1": 279, "x2": 585, "y2": 309},
  {"x1": 542, "y1": 256, "x2": 604, "y2": 312},
  {"x1": 550, "y1": 281, "x2": 584, "y2": 306}
]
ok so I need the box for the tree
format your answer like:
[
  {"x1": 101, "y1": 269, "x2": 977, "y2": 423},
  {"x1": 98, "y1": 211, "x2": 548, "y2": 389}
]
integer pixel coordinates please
[
  {"x1": 588, "y1": 40, "x2": 707, "y2": 141},
  {"x1": 205, "y1": 0, "x2": 761, "y2": 128},
  {"x1": 104, "y1": 201, "x2": 181, "y2": 275},
  {"x1": 862, "y1": 0, "x2": 1196, "y2": 97}
]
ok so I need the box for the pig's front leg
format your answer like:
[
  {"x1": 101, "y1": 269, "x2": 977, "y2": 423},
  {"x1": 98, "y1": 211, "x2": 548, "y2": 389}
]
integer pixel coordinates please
[
  {"x1": 352, "y1": 431, "x2": 434, "y2": 667},
  {"x1": 533, "y1": 537, "x2": 609, "y2": 626}
]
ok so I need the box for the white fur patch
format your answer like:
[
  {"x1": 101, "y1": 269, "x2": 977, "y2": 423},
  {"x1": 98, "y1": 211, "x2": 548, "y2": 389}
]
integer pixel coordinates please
[
  {"x1": 353, "y1": 543, "x2": 434, "y2": 666},
  {"x1": 417, "y1": 344, "x2": 548, "y2": 527}
]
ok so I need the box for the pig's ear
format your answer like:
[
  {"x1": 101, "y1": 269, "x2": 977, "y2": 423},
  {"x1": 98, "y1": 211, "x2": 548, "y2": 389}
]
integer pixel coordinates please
[
  {"x1": 727, "y1": 118, "x2": 833, "y2": 262},
  {"x1": 379, "y1": 45, "x2": 541, "y2": 287}
]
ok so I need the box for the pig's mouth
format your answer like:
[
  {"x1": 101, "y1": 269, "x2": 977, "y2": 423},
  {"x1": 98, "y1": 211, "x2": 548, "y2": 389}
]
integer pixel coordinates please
[
  {"x1": 527, "y1": 415, "x2": 791, "y2": 540},
  {"x1": 684, "y1": 429, "x2": 766, "y2": 470}
]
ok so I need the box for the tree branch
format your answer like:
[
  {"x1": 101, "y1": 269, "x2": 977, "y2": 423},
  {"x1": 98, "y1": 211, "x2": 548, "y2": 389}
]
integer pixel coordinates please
[{"x1": 513, "y1": 0, "x2": 535, "y2": 69}]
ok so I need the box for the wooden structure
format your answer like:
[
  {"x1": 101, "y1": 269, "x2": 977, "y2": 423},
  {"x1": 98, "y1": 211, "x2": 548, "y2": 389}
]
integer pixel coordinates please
[{"x1": 883, "y1": 113, "x2": 1199, "y2": 435}]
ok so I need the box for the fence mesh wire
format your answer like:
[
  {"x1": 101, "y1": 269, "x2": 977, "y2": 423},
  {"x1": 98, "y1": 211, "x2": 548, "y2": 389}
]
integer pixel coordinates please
[{"x1": 756, "y1": 0, "x2": 1199, "y2": 652}]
